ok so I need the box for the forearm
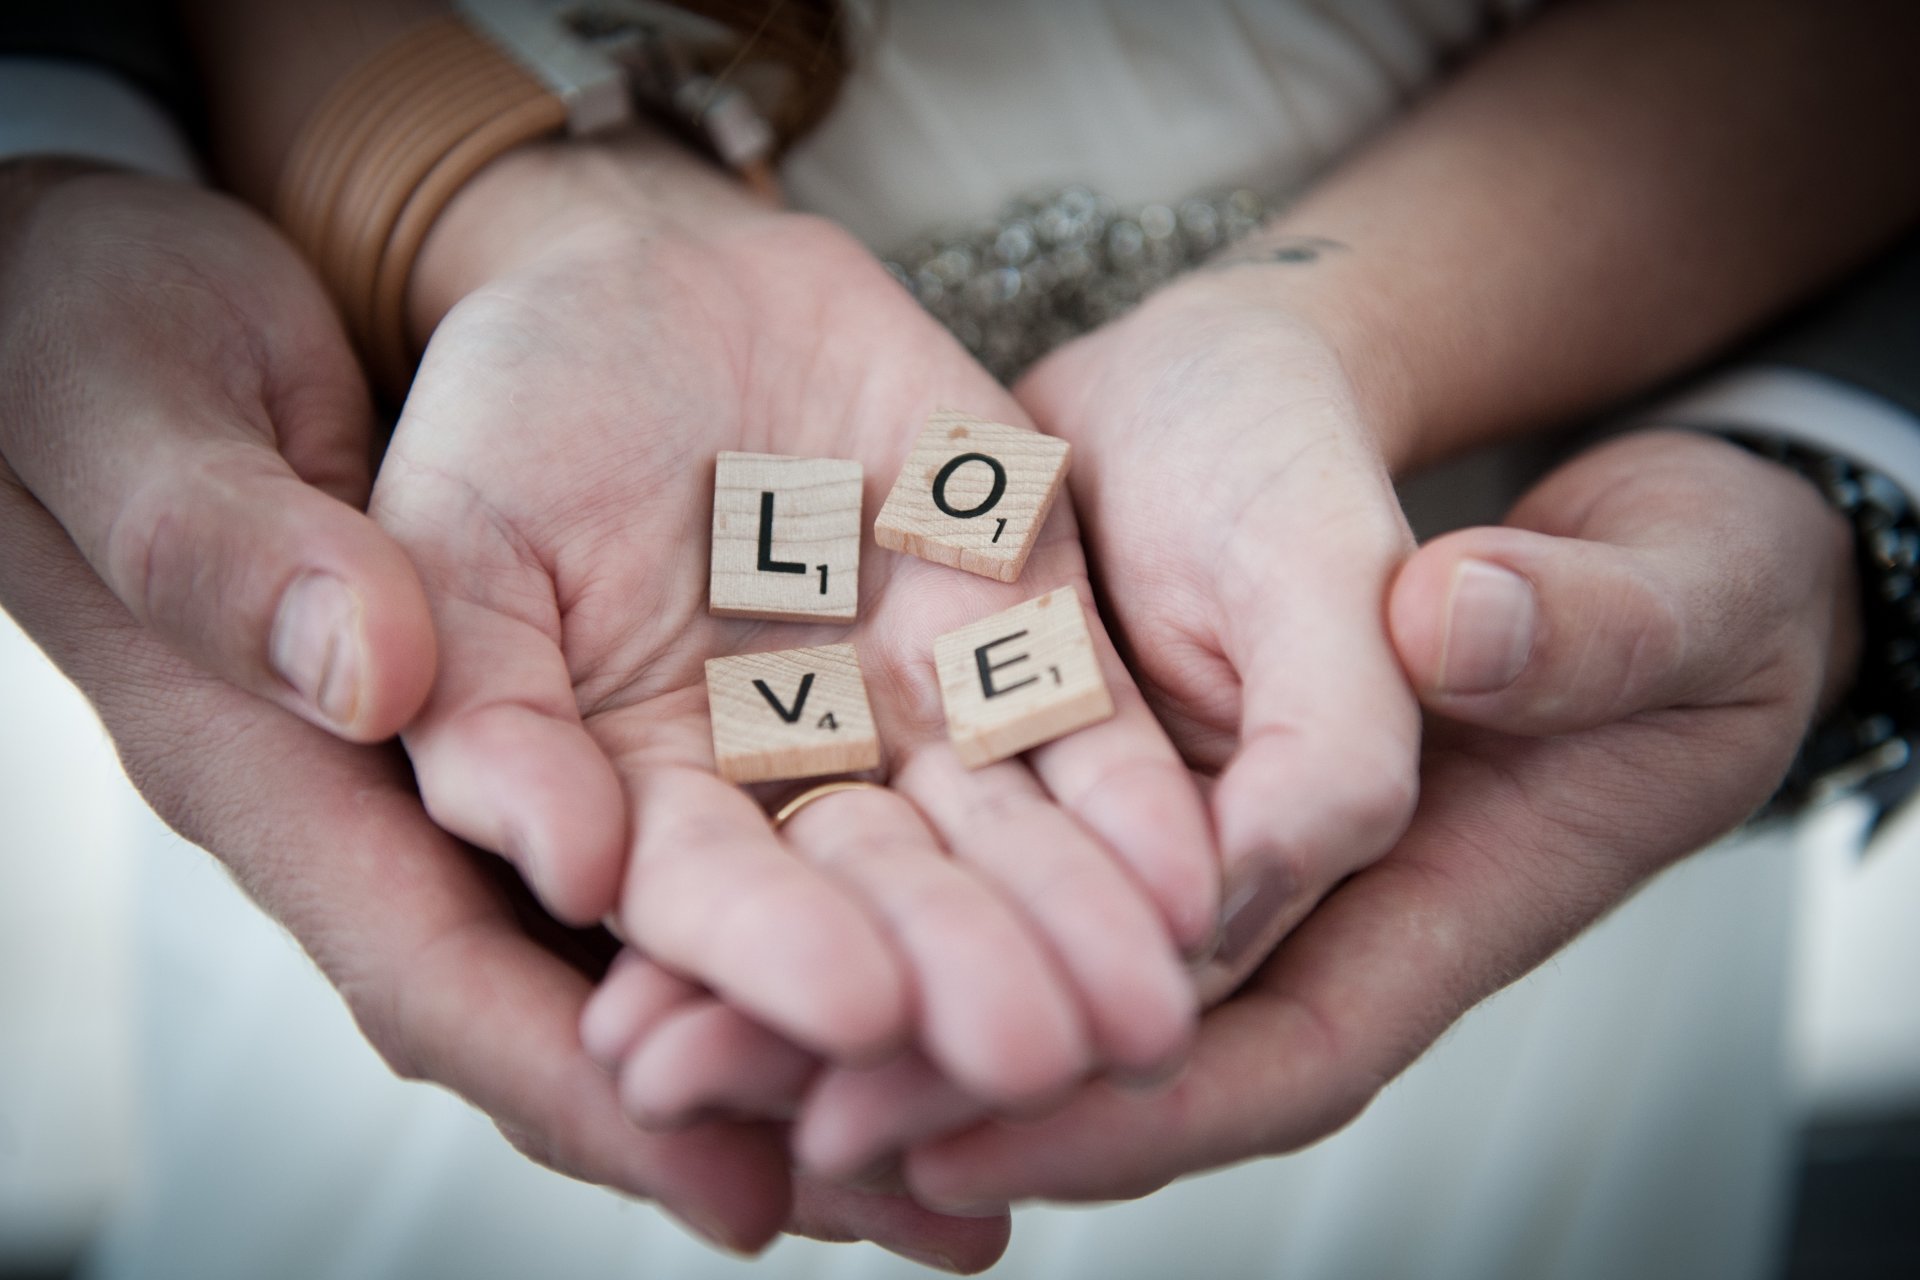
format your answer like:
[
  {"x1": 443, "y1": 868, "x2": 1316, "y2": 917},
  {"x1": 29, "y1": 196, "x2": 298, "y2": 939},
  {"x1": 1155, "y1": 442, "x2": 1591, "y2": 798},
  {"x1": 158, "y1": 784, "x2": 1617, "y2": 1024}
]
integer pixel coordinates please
[
  {"x1": 1224, "y1": 0, "x2": 1920, "y2": 472},
  {"x1": 179, "y1": 0, "x2": 446, "y2": 205}
]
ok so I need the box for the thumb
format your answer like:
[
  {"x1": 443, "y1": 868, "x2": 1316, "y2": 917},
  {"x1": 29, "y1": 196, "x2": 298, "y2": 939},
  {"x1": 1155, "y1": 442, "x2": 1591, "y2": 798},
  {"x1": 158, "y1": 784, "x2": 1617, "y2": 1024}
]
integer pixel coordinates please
[
  {"x1": 0, "y1": 170, "x2": 436, "y2": 741},
  {"x1": 79, "y1": 426, "x2": 437, "y2": 742},
  {"x1": 1388, "y1": 431, "x2": 1851, "y2": 736},
  {"x1": 1388, "y1": 529, "x2": 1694, "y2": 735}
]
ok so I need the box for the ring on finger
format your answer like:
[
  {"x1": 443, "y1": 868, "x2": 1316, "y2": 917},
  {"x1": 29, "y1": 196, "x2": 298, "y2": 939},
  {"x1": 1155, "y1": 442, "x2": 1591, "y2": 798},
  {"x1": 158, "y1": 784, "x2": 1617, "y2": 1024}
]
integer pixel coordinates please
[{"x1": 771, "y1": 780, "x2": 888, "y2": 831}]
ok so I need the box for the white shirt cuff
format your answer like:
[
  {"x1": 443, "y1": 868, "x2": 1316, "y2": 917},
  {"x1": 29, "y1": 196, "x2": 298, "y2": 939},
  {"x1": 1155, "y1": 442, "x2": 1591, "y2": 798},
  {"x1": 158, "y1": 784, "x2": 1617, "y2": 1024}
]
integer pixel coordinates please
[
  {"x1": 0, "y1": 57, "x2": 199, "y2": 183},
  {"x1": 1634, "y1": 365, "x2": 1920, "y2": 504}
]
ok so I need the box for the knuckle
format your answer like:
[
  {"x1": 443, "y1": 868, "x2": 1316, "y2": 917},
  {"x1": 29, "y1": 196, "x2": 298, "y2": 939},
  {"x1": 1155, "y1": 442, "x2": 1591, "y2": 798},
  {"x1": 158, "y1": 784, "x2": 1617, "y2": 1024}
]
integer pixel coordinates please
[{"x1": 1328, "y1": 763, "x2": 1420, "y2": 858}]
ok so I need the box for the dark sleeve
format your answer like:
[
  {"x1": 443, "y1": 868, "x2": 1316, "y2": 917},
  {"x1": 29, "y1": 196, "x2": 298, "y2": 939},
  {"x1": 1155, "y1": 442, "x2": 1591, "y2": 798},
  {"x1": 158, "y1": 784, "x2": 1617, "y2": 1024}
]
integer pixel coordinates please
[
  {"x1": 0, "y1": 0, "x2": 198, "y2": 134},
  {"x1": 1756, "y1": 232, "x2": 1920, "y2": 423}
]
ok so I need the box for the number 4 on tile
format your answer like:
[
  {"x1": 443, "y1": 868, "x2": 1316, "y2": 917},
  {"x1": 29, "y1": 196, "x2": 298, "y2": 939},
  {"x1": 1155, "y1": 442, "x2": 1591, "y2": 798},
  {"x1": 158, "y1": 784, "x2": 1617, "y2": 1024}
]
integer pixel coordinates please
[{"x1": 706, "y1": 643, "x2": 881, "y2": 783}]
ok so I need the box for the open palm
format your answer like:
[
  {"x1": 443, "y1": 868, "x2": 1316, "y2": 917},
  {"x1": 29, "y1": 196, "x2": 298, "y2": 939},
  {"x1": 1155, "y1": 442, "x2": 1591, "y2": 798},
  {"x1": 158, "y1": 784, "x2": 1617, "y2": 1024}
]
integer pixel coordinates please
[{"x1": 371, "y1": 139, "x2": 1218, "y2": 1112}]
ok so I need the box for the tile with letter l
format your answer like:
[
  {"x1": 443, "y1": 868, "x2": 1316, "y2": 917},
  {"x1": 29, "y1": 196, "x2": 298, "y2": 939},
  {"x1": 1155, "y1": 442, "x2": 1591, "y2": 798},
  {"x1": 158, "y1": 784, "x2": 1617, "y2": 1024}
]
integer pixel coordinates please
[
  {"x1": 705, "y1": 643, "x2": 881, "y2": 784},
  {"x1": 710, "y1": 451, "x2": 862, "y2": 623},
  {"x1": 874, "y1": 410, "x2": 1070, "y2": 583},
  {"x1": 934, "y1": 588, "x2": 1114, "y2": 768}
]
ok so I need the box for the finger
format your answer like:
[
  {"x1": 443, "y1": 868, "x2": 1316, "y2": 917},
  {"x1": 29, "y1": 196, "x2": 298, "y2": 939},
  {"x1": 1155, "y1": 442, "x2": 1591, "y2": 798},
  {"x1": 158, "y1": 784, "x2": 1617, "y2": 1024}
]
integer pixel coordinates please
[
  {"x1": 1193, "y1": 534, "x2": 1422, "y2": 1004},
  {"x1": 796, "y1": 1054, "x2": 987, "y2": 1182},
  {"x1": 896, "y1": 746, "x2": 1197, "y2": 1078},
  {"x1": 1023, "y1": 605, "x2": 1222, "y2": 955},
  {"x1": 1389, "y1": 430, "x2": 1854, "y2": 735},
  {"x1": 619, "y1": 1000, "x2": 818, "y2": 1126},
  {"x1": 397, "y1": 913, "x2": 796, "y2": 1253},
  {"x1": 619, "y1": 763, "x2": 910, "y2": 1063},
  {"x1": 376, "y1": 470, "x2": 627, "y2": 927},
  {"x1": 7, "y1": 386, "x2": 436, "y2": 745},
  {"x1": 901, "y1": 729, "x2": 1697, "y2": 1210},
  {"x1": 791, "y1": 1180, "x2": 1011, "y2": 1274},
  {"x1": 0, "y1": 171, "x2": 435, "y2": 742},
  {"x1": 780, "y1": 781, "x2": 1091, "y2": 1106},
  {"x1": 578, "y1": 949, "x2": 703, "y2": 1071},
  {"x1": 0, "y1": 494, "x2": 796, "y2": 1253}
]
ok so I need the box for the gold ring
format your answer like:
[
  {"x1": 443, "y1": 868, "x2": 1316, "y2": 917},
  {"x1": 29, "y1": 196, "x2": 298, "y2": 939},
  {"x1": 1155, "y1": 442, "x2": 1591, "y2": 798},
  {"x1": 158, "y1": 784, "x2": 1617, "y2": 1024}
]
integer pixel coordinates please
[{"x1": 771, "y1": 780, "x2": 887, "y2": 830}]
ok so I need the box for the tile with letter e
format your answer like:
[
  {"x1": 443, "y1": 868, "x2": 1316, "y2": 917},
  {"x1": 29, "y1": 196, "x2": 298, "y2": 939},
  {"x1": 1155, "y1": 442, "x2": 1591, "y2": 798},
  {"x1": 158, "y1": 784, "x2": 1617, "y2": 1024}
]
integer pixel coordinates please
[
  {"x1": 874, "y1": 410, "x2": 1070, "y2": 583},
  {"x1": 705, "y1": 643, "x2": 881, "y2": 784},
  {"x1": 934, "y1": 588, "x2": 1114, "y2": 768},
  {"x1": 710, "y1": 451, "x2": 862, "y2": 623}
]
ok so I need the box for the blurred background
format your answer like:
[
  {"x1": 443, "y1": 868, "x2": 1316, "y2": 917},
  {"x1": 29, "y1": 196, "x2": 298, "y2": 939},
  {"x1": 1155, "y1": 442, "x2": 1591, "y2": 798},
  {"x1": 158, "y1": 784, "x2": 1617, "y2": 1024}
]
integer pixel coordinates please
[{"x1": 4, "y1": 560, "x2": 1919, "y2": 1279}]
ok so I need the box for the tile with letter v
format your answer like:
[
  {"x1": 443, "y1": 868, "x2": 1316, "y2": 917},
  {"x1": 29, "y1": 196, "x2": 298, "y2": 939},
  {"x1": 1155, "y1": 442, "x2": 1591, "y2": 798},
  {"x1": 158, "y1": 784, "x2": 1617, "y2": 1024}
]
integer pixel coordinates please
[
  {"x1": 934, "y1": 588, "x2": 1113, "y2": 768},
  {"x1": 710, "y1": 451, "x2": 863, "y2": 623},
  {"x1": 705, "y1": 643, "x2": 881, "y2": 784},
  {"x1": 874, "y1": 410, "x2": 1070, "y2": 583}
]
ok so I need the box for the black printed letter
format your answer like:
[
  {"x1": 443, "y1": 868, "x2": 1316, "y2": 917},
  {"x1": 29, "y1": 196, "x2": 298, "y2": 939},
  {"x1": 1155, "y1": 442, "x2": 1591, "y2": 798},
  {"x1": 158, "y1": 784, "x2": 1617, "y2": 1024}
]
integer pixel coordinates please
[
  {"x1": 975, "y1": 630, "x2": 1038, "y2": 700},
  {"x1": 754, "y1": 673, "x2": 815, "y2": 723},
  {"x1": 757, "y1": 492, "x2": 806, "y2": 574},
  {"x1": 932, "y1": 453, "x2": 1008, "y2": 519}
]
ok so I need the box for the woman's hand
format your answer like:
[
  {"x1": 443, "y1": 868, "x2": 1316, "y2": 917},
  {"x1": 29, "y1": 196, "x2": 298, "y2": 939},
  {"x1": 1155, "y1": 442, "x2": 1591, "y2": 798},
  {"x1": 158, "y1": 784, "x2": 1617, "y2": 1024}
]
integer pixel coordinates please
[
  {"x1": 780, "y1": 260, "x2": 1425, "y2": 1172},
  {"x1": 879, "y1": 427, "x2": 1855, "y2": 1210},
  {"x1": 0, "y1": 164, "x2": 1021, "y2": 1268},
  {"x1": 373, "y1": 130, "x2": 1220, "y2": 1112}
]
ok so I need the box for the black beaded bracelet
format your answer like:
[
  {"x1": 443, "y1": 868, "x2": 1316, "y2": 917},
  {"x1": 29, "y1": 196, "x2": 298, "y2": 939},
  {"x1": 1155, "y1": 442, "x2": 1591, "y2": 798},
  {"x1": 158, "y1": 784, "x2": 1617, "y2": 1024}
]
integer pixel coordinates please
[{"x1": 1726, "y1": 431, "x2": 1920, "y2": 831}]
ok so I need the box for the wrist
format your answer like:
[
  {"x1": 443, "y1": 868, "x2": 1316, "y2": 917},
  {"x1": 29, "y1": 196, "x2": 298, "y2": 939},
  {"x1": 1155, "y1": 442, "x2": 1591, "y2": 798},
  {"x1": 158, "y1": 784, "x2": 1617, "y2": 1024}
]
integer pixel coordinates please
[
  {"x1": 1136, "y1": 244, "x2": 1423, "y2": 471},
  {"x1": 406, "y1": 124, "x2": 779, "y2": 347}
]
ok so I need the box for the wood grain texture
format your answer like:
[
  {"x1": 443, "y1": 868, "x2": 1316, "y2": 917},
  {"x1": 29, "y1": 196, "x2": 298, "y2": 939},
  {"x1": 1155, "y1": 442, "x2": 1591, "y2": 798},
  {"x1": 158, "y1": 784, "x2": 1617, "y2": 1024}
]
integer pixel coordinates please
[
  {"x1": 705, "y1": 643, "x2": 881, "y2": 784},
  {"x1": 873, "y1": 411, "x2": 1070, "y2": 583},
  {"x1": 934, "y1": 588, "x2": 1113, "y2": 768},
  {"x1": 710, "y1": 451, "x2": 863, "y2": 623}
]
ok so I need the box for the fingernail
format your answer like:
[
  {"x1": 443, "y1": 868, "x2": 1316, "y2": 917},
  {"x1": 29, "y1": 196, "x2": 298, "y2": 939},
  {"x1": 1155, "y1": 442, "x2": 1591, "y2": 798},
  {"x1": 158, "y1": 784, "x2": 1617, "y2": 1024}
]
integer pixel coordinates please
[
  {"x1": 1214, "y1": 854, "x2": 1294, "y2": 972},
  {"x1": 270, "y1": 572, "x2": 365, "y2": 728},
  {"x1": 887, "y1": 1243, "x2": 963, "y2": 1272},
  {"x1": 1181, "y1": 924, "x2": 1221, "y2": 968},
  {"x1": 1189, "y1": 853, "x2": 1294, "y2": 1005},
  {"x1": 1439, "y1": 560, "x2": 1535, "y2": 695},
  {"x1": 1111, "y1": 1056, "x2": 1188, "y2": 1095},
  {"x1": 920, "y1": 1197, "x2": 1009, "y2": 1219},
  {"x1": 578, "y1": 987, "x2": 635, "y2": 1073},
  {"x1": 676, "y1": 1209, "x2": 757, "y2": 1258}
]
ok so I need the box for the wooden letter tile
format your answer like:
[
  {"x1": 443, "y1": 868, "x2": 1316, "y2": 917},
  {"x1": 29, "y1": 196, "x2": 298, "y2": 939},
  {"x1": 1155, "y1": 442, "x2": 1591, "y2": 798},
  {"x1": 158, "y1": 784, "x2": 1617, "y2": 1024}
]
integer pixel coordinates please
[
  {"x1": 710, "y1": 452, "x2": 862, "y2": 623},
  {"x1": 934, "y1": 588, "x2": 1113, "y2": 768},
  {"x1": 874, "y1": 410, "x2": 1070, "y2": 583},
  {"x1": 706, "y1": 643, "x2": 881, "y2": 784}
]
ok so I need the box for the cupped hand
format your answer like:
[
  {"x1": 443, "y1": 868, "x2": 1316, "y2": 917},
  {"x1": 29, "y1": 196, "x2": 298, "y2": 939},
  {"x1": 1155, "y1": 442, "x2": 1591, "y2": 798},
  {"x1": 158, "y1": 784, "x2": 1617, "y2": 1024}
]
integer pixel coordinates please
[
  {"x1": 0, "y1": 161, "x2": 433, "y2": 740},
  {"x1": 786, "y1": 251, "x2": 1427, "y2": 1174},
  {"x1": 0, "y1": 165, "x2": 1006, "y2": 1269},
  {"x1": 373, "y1": 130, "x2": 1219, "y2": 1111},
  {"x1": 878, "y1": 427, "x2": 1855, "y2": 1210}
]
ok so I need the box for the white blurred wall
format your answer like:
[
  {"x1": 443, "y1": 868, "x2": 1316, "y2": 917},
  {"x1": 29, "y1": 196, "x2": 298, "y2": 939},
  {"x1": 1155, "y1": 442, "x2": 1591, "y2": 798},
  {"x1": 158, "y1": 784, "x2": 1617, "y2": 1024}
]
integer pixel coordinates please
[{"x1": 0, "y1": 610, "x2": 139, "y2": 1271}]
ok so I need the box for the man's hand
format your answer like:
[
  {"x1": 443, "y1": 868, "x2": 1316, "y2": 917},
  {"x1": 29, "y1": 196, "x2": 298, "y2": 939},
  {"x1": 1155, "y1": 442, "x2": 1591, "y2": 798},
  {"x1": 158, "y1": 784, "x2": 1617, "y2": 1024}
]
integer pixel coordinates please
[
  {"x1": 876, "y1": 428, "x2": 1855, "y2": 1209},
  {"x1": 0, "y1": 162, "x2": 434, "y2": 740}
]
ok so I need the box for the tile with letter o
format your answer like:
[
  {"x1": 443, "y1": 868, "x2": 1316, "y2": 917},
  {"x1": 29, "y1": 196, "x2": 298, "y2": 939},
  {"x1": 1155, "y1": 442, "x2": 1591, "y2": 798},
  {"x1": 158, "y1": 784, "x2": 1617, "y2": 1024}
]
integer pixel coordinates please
[
  {"x1": 705, "y1": 643, "x2": 881, "y2": 784},
  {"x1": 934, "y1": 588, "x2": 1113, "y2": 768},
  {"x1": 710, "y1": 451, "x2": 862, "y2": 623},
  {"x1": 874, "y1": 410, "x2": 1070, "y2": 583}
]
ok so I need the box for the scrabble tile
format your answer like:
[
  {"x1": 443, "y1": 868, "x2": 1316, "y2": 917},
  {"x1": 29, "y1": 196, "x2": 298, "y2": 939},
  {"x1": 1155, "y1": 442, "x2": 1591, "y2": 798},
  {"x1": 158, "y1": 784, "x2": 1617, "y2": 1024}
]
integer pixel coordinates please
[
  {"x1": 934, "y1": 588, "x2": 1114, "y2": 768},
  {"x1": 706, "y1": 643, "x2": 881, "y2": 784},
  {"x1": 710, "y1": 452, "x2": 863, "y2": 623},
  {"x1": 874, "y1": 410, "x2": 1070, "y2": 583}
]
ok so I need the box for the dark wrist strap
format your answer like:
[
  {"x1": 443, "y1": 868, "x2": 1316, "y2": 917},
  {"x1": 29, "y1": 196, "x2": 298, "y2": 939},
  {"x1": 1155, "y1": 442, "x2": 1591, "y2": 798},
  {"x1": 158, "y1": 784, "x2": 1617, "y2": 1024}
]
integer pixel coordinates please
[{"x1": 1726, "y1": 431, "x2": 1920, "y2": 834}]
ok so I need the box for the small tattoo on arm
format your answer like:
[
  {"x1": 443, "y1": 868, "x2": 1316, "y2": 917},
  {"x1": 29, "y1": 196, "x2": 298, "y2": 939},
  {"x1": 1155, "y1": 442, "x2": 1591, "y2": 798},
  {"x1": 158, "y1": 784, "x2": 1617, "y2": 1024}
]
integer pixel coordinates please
[{"x1": 1207, "y1": 235, "x2": 1350, "y2": 271}]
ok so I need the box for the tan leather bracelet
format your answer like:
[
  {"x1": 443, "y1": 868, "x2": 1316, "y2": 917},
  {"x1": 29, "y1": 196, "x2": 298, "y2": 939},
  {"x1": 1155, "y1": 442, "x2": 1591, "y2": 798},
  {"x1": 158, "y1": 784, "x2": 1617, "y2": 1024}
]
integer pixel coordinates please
[{"x1": 275, "y1": 15, "x2": 566, "y2": 400}]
